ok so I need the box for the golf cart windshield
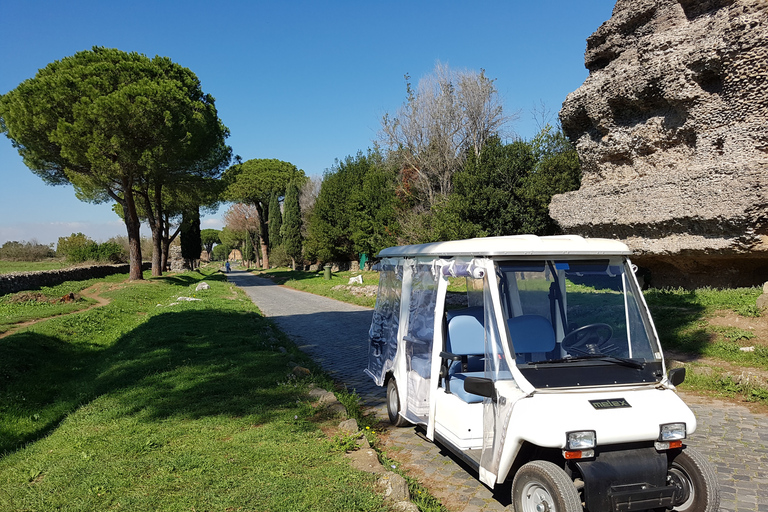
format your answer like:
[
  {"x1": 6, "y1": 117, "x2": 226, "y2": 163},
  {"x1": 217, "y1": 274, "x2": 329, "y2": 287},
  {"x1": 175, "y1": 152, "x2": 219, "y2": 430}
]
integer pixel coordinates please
[{"x1": 497, "y1": 259, "x2": 664, "y2": 388}]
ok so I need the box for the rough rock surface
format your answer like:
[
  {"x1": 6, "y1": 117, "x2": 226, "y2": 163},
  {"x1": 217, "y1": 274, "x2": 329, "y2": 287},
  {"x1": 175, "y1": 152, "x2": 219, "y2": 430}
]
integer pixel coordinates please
[{"x1": 553, "y1": 0, "x2": 768, "y2": 287}]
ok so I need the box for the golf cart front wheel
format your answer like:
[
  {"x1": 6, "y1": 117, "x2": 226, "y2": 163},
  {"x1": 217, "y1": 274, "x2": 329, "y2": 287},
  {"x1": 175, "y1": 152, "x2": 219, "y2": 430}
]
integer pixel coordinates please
[
  {"x1": 512, "y1": 460, "x2": 582, "y2": 512},
  {"x1": 386, "y1": 377, "x2": 409, "y2": 427},
  {"x1": 664, "y1": 447, "x2": 720, "y2": 512}
]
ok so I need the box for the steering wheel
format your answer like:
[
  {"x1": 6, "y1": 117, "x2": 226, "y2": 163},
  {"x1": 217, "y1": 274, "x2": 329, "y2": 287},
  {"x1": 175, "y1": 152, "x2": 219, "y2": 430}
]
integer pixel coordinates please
[{"x1": 561, "y1": 323, "x2": 614, "y2": 356}]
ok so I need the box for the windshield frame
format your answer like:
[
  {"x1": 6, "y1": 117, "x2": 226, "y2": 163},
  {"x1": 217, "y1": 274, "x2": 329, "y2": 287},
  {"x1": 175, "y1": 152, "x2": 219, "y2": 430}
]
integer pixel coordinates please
[{"x1": 494, "y1": 256, "x2": 665, "y2": 389}]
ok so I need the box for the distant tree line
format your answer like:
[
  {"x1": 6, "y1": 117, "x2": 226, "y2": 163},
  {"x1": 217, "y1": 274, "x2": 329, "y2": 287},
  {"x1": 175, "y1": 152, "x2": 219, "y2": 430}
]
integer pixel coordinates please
[{"x1": 2, "y1": 51, "x2": 580, "y2": 272}]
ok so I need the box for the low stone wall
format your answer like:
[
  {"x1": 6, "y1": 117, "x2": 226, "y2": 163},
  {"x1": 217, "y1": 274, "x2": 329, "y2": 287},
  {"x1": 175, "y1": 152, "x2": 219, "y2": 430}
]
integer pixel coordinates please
[{"x1": 0, "y1": 263, "x2": 149, "y2": 296}]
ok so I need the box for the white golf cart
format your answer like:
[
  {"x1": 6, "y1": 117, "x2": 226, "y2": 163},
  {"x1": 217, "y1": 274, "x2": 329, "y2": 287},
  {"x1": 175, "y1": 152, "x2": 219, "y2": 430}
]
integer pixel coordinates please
[{"x1": 365, "y1": 235, "x2": 720, "y2": 512}]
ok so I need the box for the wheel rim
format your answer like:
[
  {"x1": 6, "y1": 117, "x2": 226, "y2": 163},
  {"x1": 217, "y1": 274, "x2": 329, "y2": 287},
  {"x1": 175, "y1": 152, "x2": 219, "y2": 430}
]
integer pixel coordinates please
[
  {"x1": 387, "y1": 383, "x2": 398, "y2": 418},
  {"x1": 669, "y1": 465, "x2": 695, "y2": 509},
  {"x1": 520, "y1": 481, "x2": 555, "y2": 512}
]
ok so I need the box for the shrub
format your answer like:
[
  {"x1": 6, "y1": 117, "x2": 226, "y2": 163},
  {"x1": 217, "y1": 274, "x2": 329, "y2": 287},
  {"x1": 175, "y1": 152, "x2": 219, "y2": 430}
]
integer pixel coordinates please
[
  {"x1": 211, "y1": 244, "x2": 229, "y2": 261},
  {"x1": 56, "y1": 233, "x2": 91, "y2": 258},
  {"x1": 269, "y1": 245, "x2": 292, "y2": 268},
  {"x1": 0, "y1": 240, "x2": 55, "y2": 261},
  {"x1": 66, "y1": 241, "x2": 127, "y2": 264}
]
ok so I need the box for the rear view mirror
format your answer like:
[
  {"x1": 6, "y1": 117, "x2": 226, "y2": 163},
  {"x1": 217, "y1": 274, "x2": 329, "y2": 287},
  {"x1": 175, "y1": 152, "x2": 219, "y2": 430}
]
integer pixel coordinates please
[
  {"x1": 668, "y1": 367, "x2": 686, "y2": 387},
  {"x1": 463, "y1": 376, "x2": 497, "y2": 402}
]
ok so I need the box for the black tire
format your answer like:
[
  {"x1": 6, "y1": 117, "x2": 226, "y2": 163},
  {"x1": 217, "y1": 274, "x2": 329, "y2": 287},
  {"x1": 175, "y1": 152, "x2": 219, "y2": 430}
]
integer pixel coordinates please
[
  {"x1": 666, "y1": 447, "x2": 720, "y2": 512},
  {"x1": 386, "y1": 378, "x2": 409, "y2": 427},
  {"x1": 512, "y1": 460, "x2": 582, "y2": 512}
]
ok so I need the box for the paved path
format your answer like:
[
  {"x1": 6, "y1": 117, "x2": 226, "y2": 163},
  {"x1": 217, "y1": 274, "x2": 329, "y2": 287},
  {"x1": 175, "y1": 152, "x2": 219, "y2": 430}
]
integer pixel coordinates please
[{"x1": 228, "y1": 271, "x2": 768, "y2": 512}]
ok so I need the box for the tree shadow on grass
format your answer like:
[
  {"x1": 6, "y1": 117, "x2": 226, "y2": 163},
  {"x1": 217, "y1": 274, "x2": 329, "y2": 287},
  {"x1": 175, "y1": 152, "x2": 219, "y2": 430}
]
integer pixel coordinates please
[
  {"x1": 93, "y1": 309, "x2": 305, "y2": 422},
  {"x1": 0, "y1": 331, "x2": 102, "y2": 454},
  {"x1": 0, "y1": 307, "x2": 315, "y2": 456},
  {"x1": 645, "y1": 290, "x2": 710, "y2": 356}
]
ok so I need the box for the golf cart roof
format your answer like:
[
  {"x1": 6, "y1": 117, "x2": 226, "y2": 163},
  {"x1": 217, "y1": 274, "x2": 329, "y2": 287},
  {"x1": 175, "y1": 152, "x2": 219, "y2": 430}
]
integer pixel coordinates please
[{"x1": 376, "y1": 235, "x2": 631, "y2": 259}]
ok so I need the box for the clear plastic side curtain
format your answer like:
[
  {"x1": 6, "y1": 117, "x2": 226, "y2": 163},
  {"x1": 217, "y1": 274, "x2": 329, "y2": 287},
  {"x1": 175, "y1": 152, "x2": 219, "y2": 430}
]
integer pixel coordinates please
[
  {"x1": 365, "y1": 260, "x2": 402, "y2": 386},
  {"x1": 479, "y1": 260, "x2": 519, "y2": 488},
  {"x1": 403, "y1": 262, "x2": 438, "y2": 424}
]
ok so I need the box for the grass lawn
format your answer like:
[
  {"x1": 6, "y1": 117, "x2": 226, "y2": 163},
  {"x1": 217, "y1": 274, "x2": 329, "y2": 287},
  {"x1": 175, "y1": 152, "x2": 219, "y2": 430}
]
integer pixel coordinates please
[
  {"x1": 0, "y1": 260, "x2": 70, "y2": 274},
  {"x1": 0, "y1": 277, "x2": 111, "y2": 335},
  {"x1": 0, "y1": 267, "x2": 387, "y2": 512},
  {"x1": 256, "y1": 268, "x2": 381, "y2": 308}
]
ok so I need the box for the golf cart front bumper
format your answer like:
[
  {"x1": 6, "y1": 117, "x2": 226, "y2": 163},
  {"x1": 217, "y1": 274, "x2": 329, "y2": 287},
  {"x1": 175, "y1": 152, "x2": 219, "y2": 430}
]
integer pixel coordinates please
[{"x1": 574, "y1": 446, "x2": 679, "y2": 512}]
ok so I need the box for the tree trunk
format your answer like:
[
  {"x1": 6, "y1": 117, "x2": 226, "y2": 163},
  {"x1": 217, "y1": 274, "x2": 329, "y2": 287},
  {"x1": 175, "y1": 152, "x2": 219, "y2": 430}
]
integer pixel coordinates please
[
  {"x1": 258, "y1": 233, "x2": 269, "y2": 269},
  {"x1": 150, "y1": 183, "x2": 164, "y2": 277},
  {"x1": 123, "y1": 184, "x2": 144, "y2": 280}
]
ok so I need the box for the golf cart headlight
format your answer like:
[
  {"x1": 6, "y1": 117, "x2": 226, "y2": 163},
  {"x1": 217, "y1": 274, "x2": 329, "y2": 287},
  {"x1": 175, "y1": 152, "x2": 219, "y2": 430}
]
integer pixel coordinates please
[
  {"x1": 566, "y1": 430, "x2": 596, "y2": 450},
  {"x1": 659, "y1": 423, "x2": 686, "y2": 442}
]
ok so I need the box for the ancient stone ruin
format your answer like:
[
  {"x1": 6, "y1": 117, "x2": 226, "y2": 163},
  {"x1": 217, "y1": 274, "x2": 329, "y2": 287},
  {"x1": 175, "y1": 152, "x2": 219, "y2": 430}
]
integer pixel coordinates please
[{"x1": 552, "y1": 0, "x2": 768, "y2": 287}]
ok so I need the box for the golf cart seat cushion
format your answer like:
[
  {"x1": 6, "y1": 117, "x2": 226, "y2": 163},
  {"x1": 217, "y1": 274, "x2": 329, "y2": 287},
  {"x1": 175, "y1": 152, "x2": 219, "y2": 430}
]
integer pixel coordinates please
[
  {"x1": 445, "y1": 307, "x2": 485, "y2": 356},
  {"x1": 410, "y1": 355, "x2": 431, "y2": 377},
  {"x1": 508, "y1": 315, "x2": 556, "y2": 354},
  {"x1": 448, "y1": 372, "x2": 485, "y2": 403}
]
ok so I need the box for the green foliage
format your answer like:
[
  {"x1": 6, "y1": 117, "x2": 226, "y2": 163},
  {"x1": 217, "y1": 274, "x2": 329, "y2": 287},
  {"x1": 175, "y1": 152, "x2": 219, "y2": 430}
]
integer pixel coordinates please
[
  {"x1": 0, "y1": 47, "x2": 231, "y2": 279},
  {"x1": 218, "y1": 226, "x2": 244, "y2": 251},
  {"x1": 520, "y1": 125, "x2": 581, "y2": 234},
  {"x1": 431, "y1": 128, "x2": 580, "y2": 241},
  {"x1": 66, "y1": 241, "x2": 126, "y2": 264},
  {"x1": 268, "y1": 245, "x2": 292, "y2": 268},
  {"x1": 268, "y1": 192, "x2": 283, "y2": 249},
  {"x1": 56, "y1": 232, "x2": 92, "y2": 257},
  {"x1": 180, "y1": 208, "x2": 201, "y2": 262},
  {"x1": 0, "y1": 240, "x2": 55, "y2": 261},
  {"x1": 242, "y1": 231, "x2": 254, "y2": 264},
  {"x1": 435, "y1": 137, "x2": 535, "y2": 239},
  {"x1": 223, "y1": 158, "x2": 305, "y2": 255},
  {"x1": 200, "y1": 229, "x2": 220, "y2": 255},
  {"x1": 305, "y1": 150, "x2": 398, "y2": 261},
  {"x1": 211, "y1": 244, "x2": 229, "y2": 261},
  {"x1": 282, "y1": 181, "x2": 303, "y2": 266}
]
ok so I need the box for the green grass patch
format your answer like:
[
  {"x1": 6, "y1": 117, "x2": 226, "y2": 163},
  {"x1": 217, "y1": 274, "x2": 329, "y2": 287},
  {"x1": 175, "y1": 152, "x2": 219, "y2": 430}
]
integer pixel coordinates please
[
  {"x1": 678, "y1": 364, "x2": 768, "y2": 404},
  {"x1": 0, "y1": 260, "x2": 69, "y2": 274},
  {"x1": 0, "y1": 275, "x2": 132, "y2": 334},
  {"x1": 0, "y1": 268, "x2": 387, "y2": 511},
  {"x1": 258, "y1": 268, "x2": 381, "y2": 308},
  {"x1": 645, "y1": 286, "x2": 767, "y2": 369}
]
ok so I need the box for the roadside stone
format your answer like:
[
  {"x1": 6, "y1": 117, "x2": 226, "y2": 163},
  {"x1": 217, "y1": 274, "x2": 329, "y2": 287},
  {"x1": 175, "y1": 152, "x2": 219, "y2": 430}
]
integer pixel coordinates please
[
  {"x1": 757, "y1": 288, "x2": 768, "y2": 311},
  {"x1": 327, "y1": 402, "x2": 347, "y2": 417},
  {"x1": 377, "y1": 472, "x2": 411, "y2": 502},
  {"x1": 308, "y1": 386, "x2": 336, "y2": 405},
  {"x1": 390, "y1": 501, "x2": 420, "y2": 512},
  {"x1": 195, "y1": 282, "x2": 210, "y2": 291},
  {"x1": 338, "y1": 418, "x2": 358, "y2": 433},
  {"x1": 291, "y1": 365, "x2": 311, "y2": 378}
]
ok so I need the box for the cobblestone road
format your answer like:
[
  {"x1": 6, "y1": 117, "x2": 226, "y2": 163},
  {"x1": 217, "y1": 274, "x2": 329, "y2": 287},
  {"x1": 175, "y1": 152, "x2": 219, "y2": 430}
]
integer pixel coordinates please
[{"x1": 228, "y1": 271, "x2": 768, "y2": 512}]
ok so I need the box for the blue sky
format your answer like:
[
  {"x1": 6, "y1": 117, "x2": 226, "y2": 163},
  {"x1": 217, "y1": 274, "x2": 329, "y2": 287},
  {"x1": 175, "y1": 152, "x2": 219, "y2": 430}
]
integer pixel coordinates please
[{"x1": 0, "y1": 0, "x2": 615, "y2": 246}]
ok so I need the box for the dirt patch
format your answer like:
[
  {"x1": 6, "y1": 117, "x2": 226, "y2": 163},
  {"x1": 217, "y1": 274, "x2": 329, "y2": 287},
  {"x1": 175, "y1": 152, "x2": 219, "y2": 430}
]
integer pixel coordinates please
[
  {"x1": 0, "y1": 283, "x2": 114, "y2": 339},
  {"x1": 707, "y1": 310, "x2": 768, "y2": 347}
]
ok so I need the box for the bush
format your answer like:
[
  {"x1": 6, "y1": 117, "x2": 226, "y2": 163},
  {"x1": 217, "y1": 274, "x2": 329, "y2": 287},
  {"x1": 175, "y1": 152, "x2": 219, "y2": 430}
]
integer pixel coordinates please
[
  {"x1": 211, "y1": 244, "x2": 229, "y2": 261},
  {"x1": 0, "y1": 240, "x2": 55, "y2": 261},
  {"x1": 56, "y1": 232, "x2": 91, "y2": 258},
  {"x1": 66, "y1": 241, "x2": 127, "y2": 264},
  {"x1": 269, "y1": 245, "x2": 292, "y2": 268}
]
